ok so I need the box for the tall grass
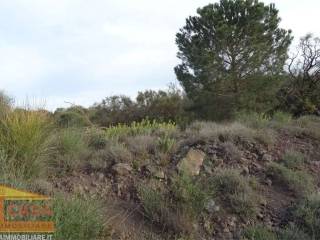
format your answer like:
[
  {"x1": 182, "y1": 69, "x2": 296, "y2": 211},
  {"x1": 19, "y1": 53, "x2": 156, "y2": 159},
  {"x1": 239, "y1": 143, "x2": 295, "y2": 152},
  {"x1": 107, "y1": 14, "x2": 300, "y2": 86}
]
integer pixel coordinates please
[
  {"x1": 53, "y1": 196, "x2": 106, "y2": 240},
  {"x1": 0, "y1": 109, "x2": 51, "y2": 179}
]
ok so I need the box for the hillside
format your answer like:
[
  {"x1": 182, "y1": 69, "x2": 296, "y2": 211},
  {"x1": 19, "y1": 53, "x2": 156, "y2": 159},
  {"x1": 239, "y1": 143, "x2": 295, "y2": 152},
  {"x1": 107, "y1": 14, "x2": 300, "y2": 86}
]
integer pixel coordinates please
[{"x1": 2, "y1": 111, "x2": 319, "y2": 239}]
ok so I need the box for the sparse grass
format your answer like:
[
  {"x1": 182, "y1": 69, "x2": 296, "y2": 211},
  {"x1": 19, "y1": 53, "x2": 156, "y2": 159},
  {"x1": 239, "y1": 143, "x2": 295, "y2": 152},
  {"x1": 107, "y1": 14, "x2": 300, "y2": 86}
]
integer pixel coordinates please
[
  {"x1": 209, "y1": 169, "x2": 259, "y2": 218},
  {"x1": 267, "y1": 162, "x2": 315, "y2": 197},
  {"x1": 221, "y1": 141, "x2": 242, "y2": 161},
  {"x1": 293, "y1": 193, "x2": 320, "y2": 239},
  {"x1": 294, "y1": 115, "x2": 320, "y2": 139},
  {"x1": 53, "y1": 195, "x2": 106, "y2": 240},
  {"x1": 186, "y1": 121, "x2": 256, "y2": 142},
  {"x1": 282, "y1": 150, "x2": 306, "y2": 170},
  {"x1": 138, "y1": 184, "x2": 193, "y2": 235},
  {"x1": 236, "y1": 112, "x2": 270, "y2": 129},
  {"x1": 243, "y1": 225, "x2": 277, "y2": 240},
  {"x1": 278, "y1": 225, "x2": 311, "y2": 240},
  {"x1": 0, "y1": 109, "x2": 52, "y2": 179}
]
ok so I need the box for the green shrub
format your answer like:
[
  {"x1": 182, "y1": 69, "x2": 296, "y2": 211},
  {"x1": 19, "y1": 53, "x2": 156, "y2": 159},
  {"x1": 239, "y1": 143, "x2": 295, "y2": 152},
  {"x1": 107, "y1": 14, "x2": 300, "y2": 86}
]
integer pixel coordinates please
[
  {"x1": 58, "y1": 128, "x2": 87, "y2": 155},
  {"x1": 0, "y1": 109, "x2": 51, "y2": 179},
  {"x1": 171, "y1": 174, "x2": 208, "y2": 217},
  {"x1": 267, "y1": 163, "x2": 315, "y2": 197},
  {"x1": 53, "y1": 196, "x2": 106, "y2": 240},
  {"x1": 243, "y1": 225, "x2": 277, "y2": 240},
  {"x1": 48, "y1": 128, "x2": 89, "y2": 174},
  {"x1": 293, "y1": 193, "x2": 320, "y2": 239},
  {"x1": 209, "y1": 169, "x2": 258, "y2": 218},
  {"x1": 138, "y1": 185, "x2": 170, "y2": 225},
  {"x1": 86, "y1": 127, "x2": 108, "y2": 150},
  {"x1": 54, "y1": 106, "x2": 92, "y2": 128}
]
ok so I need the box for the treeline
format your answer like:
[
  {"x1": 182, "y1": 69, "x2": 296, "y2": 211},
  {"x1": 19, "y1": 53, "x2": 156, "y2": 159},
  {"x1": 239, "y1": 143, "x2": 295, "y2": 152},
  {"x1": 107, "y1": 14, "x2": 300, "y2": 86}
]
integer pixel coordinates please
[
  {"x1": 53, "y1": 85, "x2": 190, "y2": 128},
  {"x1": 54, "y1": 0, "x2": 319, "y2": 126},
  {"x1": 2, "y1": 0, "x2": 320, "y2": 127}
]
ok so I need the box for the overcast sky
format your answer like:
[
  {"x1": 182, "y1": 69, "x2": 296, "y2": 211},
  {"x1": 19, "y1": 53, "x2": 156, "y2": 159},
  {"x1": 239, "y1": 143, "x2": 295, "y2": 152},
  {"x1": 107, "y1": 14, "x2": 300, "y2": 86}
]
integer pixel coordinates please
[{"x1": 0, "y1": 0, "x2": 319, "y2": 110}]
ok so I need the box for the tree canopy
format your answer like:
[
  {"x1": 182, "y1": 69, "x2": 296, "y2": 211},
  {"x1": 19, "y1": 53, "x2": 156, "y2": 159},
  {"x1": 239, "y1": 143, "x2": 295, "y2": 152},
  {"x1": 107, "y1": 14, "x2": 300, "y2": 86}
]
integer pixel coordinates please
[{"x1": 175, "y1": 0, "x2": 292, "y2": 119}]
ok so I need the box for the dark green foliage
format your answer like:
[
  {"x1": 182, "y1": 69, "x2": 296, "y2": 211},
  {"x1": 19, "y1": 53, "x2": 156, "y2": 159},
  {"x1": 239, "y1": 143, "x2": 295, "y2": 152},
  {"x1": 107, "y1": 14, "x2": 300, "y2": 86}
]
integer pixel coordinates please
[
  {"x1": 54, "y1": 106, "x2": 92, "y2": 128},
  {"x1": 175, "y1": 0, "x2": 292, "y2": 120},
  {"x1": 91, "y1": 86, "x2": 189, "y2": 127}
]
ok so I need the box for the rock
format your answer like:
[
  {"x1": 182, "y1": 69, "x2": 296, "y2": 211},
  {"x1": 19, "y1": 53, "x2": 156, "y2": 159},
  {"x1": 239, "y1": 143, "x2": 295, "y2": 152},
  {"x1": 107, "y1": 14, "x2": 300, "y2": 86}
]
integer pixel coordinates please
[
  {"x1": 154, "y1": 170, "x2": 165, "y2": 179},
  {"x1": 112, "y1": 163, "x2": 132, "y2": 176},
  {"x1": 205, "y1": 199, "x2": 217, "y2": 213},
  {"x1": 177, "y1": 149, "x2": 206, "y2": 176},
  {"x1": 261, "y1": 154, "x2": 272, "y2": 162},
  {"x1": 257, "y1": 213, "x2": 264, "y2": 220},
  {"x1": 260, "y1": 199, "x2": 267, "y2": 207},
  {"x1": 241, "y1": 166, "x2": 250, "y2": 175},
  {"x1": 265, "y1": 178, "x2": 272, "y2": 186},
  {"x1": 98, "y1": 173, "x2": 104, "y2": 181}
]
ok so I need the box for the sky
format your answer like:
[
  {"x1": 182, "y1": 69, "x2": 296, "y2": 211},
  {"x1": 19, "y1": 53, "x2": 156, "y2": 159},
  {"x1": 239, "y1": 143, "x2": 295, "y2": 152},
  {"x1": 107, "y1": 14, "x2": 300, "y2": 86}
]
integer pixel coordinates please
[{"x1": 0, "y1": 0, "x2": 319, "y2": 110}]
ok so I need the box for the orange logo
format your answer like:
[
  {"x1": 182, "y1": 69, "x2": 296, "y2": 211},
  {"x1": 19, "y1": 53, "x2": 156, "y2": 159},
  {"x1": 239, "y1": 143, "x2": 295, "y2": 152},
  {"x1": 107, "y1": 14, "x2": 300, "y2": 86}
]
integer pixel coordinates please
[{"x1": 0, "y1": 185, "x2": 54, "y2": 233}]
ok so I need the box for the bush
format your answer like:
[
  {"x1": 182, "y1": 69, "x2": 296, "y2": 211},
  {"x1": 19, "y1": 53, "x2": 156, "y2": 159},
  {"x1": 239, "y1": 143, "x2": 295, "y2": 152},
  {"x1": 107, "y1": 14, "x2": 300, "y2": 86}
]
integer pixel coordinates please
[
  {"x1": 138, "y1": 184, "x2": 192, "y2": 235},
  {"x1": 0, "y1": 109, "x2": 51, "y2": 179},
  {"x1": 86, "y1": 127, "x2": 108, "y2": 150},
  {"x1": 293, "y1": 193, "x2": 320, "y2": 239},
  {"x1": 267, "y1": 163, "x2": 315, "y2": 197},
  {"x1": 54, "y1": 106, "x2": 92, "y2": 128},
  {"x1": 209, "y1": 169, "x2": 259, "y2": 218},
  {"x1": 53, "y1": 196, "x2": 106, "y2": 240},
  {"x1": 48, "y1": 128, "x2": 88, "y2": 174},
  {"x1": 171, "y1": 174, "x2": 208, "y2": 218}
]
